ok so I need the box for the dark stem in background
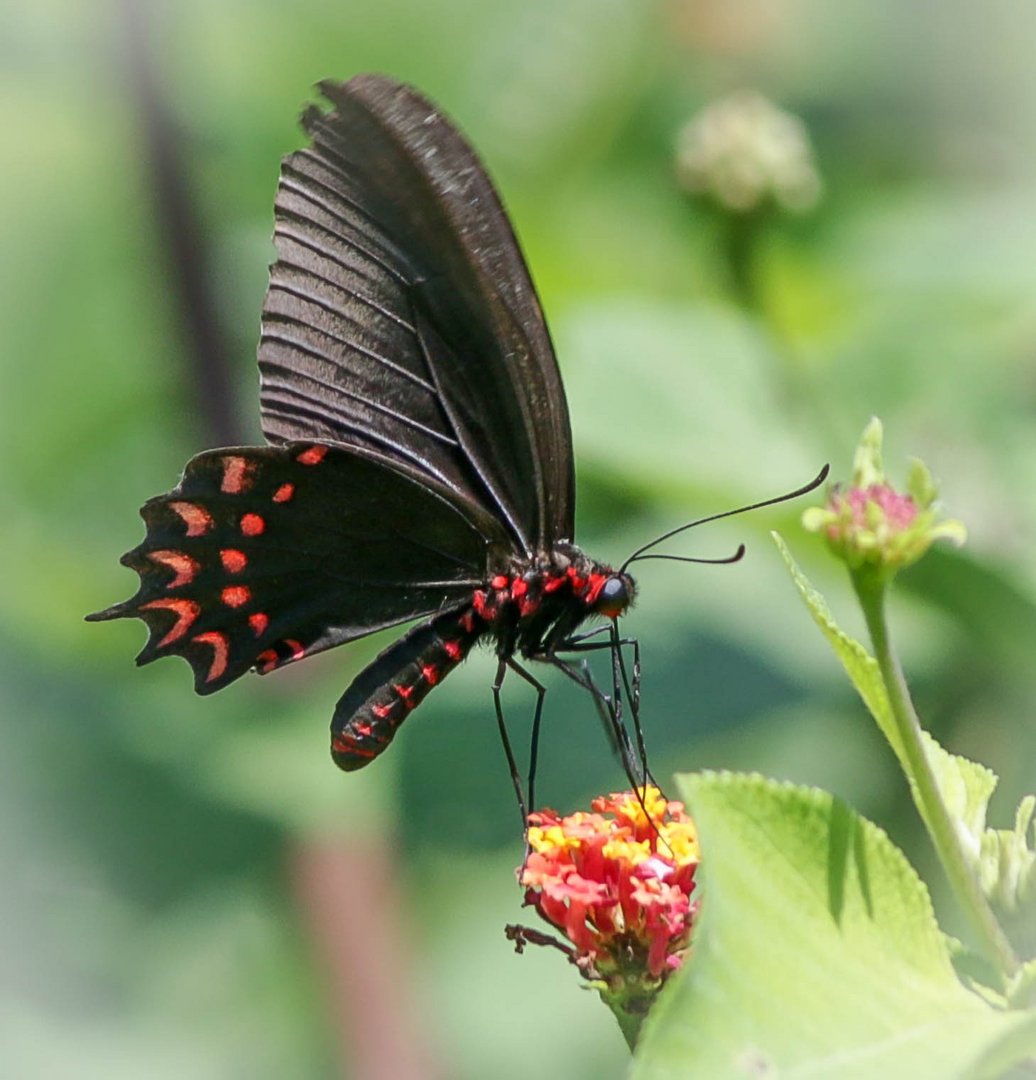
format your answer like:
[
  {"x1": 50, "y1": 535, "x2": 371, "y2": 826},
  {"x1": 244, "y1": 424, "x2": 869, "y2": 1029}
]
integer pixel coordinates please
[
  {"x1": 120, "y1": 0, "x2": 239, "y2": 448},
  {"x1": 292, "y1": 842, "x2": 445, "y2": 1080},
  {"x1": 118, "y1": 8, "x2": 440, "y2": 1074}
]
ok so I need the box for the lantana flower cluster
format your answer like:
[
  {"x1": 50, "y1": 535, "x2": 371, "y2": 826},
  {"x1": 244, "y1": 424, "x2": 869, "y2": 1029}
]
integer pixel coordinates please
[{"x1": 514, "y1": 787, "x2": 699, "y2": 1019}]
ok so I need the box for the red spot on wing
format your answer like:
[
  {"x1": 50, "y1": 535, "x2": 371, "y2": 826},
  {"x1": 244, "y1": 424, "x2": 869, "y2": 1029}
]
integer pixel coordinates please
[
  {"x1": 543, "y1": 573, "x2": 567, "y2": 594},
  {"x1": 491, "y1": 574, "x2": 509, "y2": 590},
  {"x1": 510, "y1": 578, "x2": 529, "y2": 600},
  {"x1": 297, "y1": 445, "x2": 328, "y2": 466},
  {"x1": 248, "y1": 612, "x2": 269, "y2": 636},
  {"x1": 240, "y1": 513, "x2": 265, "y2": 536},
  {"x1": 256, "y1": 648, "x2": 278, "y2": 673},
  {"x1": 193, "y1": 631, "x2": 230, "y2": 682},
  {"x1": 221, "y1": 585, "x2": 251, "y2": 608},
  {"x1": 169, "y1": 501, "x2": 213, "y2": 537},
  {"x1": 220, "y1": 549, "x2": 248, "y2": 574},
  {"x1": 272, "y1": 483, "x2": 294, "y2": 503},
  {"x1": 444, "y1": 639, "x2": 463, "y2": 661},
  {"x1": 147, "y1": 550, "x2": 199, "y2": 588},
  {"x1": 141, "y1": 598, "x2": 200, "y2": 646},
  {"x1": 283, "y1": 639, "x2": 305, "y2": 662},
  {"x1": 220, "y1": 455, "x2": 253, "y2": 494}
]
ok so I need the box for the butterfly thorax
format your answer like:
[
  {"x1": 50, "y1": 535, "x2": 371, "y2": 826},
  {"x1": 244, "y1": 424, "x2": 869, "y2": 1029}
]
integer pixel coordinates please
[{"x1": 470, "y1": 543, "x2": 636, "y2": 660}]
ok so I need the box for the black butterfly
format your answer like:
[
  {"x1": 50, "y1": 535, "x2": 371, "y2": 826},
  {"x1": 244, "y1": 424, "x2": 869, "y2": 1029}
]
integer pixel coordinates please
[
  {"x1": 88, "y1": 75, "x2": 826, "y2": 803},
  {"x1": 89, "y1": 75, "x2": 644, "y2": 795}
]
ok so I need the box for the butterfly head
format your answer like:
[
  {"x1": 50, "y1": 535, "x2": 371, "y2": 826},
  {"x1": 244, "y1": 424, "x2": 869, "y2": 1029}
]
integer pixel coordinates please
[{"x1": 591, "y1": 571, "x2": 636, "y2": 620}]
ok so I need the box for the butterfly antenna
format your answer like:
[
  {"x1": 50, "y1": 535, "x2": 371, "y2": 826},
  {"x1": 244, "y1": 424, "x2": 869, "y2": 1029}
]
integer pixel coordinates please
[
  {"x1": 620, "y1": 464, "x2": 828, "y2": 572},
  {"x1": 630, "y1": 546, "x2": 746, "y2": 568}
]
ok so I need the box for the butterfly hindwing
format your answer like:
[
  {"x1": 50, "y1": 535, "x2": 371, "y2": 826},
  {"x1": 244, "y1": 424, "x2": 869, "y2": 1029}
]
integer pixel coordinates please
[{"x1": 88, "y1": 443, "x2": 504, "y2": 693}]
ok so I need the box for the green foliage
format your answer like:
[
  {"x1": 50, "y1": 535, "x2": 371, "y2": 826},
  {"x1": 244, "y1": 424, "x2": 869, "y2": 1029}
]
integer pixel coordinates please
[
  {"x1": 632, "y1": 772, "x2": 1036, "y2": 1079},
  {"x1": 776, "y1": 529, "x2": 1036, "y2": 973}
]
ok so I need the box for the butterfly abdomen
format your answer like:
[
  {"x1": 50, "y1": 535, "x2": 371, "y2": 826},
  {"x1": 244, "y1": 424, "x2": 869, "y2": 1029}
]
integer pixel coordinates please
[{"x1": 331, "y1": 606, "x2": 483, "y2": 770}]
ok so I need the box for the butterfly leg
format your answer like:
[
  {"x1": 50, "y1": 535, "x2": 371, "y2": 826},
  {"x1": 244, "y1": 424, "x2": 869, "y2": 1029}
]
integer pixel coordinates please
[
  {"x1": 504, "y1": 658, "x2": 549, "y2": 820},
  {"x1": 492, "y1": 657, "x2": 531, "y2": 832},
  {"x1": 550, "y1": 628, "x2": 652, "y2": 786},
  {"x1": 546, "y1": 655, "x2": 646, "y2": 794}
]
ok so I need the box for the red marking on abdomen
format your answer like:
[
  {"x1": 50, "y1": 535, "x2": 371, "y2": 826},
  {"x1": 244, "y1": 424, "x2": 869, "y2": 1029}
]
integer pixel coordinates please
[
  {"x1": 332, "y1": 735, "x2": 375, "y2": 759},
  {"x1": 220, "y1": 455, "x2": 253, "y2": 494},
  {"x1": 147, "y1": 550, "x2": 199, "y2": 588},
  {"x1": 220, "y1": 549, "x2": 247, "y2": 574},
  {"x1": 444, "y1": 639, "x2": 463, "y2": 661},
  {"x1": 421, "y1": 663, "x2": 440, "y2": 686},
  {"x1": 491, "y1": 574, "x2": 509, "y2": 589},
  {"x1": 272, "y1": 483, "x2": 294, "y2": 503},
  {"x1": 141, "y1": 598, "x2": 200, "y2": 646},
  {"x1": 248, "y1": 612, "x2": 269, "y2": 637},
  {"x1": 519, "y1": 595, "x2": 539, "y2": 617},
  {"x1": 240, "y1": 513, "x2": 265, "y2": 536},
  {"x1": 169, "y1": 501, "x2": 213, "y2": 537},
  {"x1": 472, "y1": 591, "x2": 492, "y2": 619},
  {"x1": 372, "y1": 702, "x2": 393, "y2": 720},
  {"x1": 221, "y1": 585, "x2": 251, "y2": 608},
  {"x1": 193, "y1": 631, "x2": 230, "y2": 682},
  {"x1": 297, "y1": 445, "x2": 328, "y2": 466}
]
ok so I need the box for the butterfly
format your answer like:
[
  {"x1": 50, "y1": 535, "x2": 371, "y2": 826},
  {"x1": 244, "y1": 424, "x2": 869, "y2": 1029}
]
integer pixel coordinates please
[
  {"x1": 88, "y1": 75, "x2": 827, "y2": 804},
  {"x1": 89, "y1": 75, "x2": 644, "y2": 799}
]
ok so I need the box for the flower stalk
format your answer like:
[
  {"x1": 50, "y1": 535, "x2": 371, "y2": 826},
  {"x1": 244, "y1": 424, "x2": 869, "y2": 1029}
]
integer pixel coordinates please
[
  {"x1": 852, "y1": 567, "x2": 1019, "y2": 983},
  {"x1": 805, "y1": 418, "x2": 1018, "y2": 986}
]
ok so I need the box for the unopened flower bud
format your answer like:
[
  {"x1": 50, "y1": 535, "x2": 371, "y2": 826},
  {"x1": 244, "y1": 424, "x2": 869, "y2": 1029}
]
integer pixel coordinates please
[{"x1": 803, "y1": 418, "x2": 966, "y2": 577}]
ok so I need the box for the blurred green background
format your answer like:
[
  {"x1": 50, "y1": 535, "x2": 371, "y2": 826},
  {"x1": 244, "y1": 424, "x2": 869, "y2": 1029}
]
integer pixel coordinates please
[{"x1": 6, "y1": 0, "x2": 1036, "y2": 1076}]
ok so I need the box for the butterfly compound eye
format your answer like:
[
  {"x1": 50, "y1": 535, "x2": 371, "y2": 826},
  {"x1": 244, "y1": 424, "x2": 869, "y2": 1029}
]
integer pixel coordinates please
[{"x1": 595, "y1": 575, "x2": 630, "y2": 618}]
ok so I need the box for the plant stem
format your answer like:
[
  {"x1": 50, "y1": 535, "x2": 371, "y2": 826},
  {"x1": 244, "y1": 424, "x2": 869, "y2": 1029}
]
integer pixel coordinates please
[
  {"x1": 606, "y1": 1000, "x2": 642, "y2": 1052},
  {"x1": 853, "y1": 572, "x2": 1019, "y2": 985}
]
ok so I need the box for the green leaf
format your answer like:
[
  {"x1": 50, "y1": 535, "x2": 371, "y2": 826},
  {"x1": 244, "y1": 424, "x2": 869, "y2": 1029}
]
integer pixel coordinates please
[
  {"x1": 631, "y1": 772, "x2": 1036, "y2": 1079},
  {"x1": 982, "y1": 796, "x2": 1036, "y2": 961},
  {"x1": 772, "y1": 533, "x2": 903, "y2": 762},
  {"x1": 775, "y1": 533, "x2": 995, "y2": 852},
  {"x1": 776, "y1": 532, "x2": 1036, "y2": 960}
]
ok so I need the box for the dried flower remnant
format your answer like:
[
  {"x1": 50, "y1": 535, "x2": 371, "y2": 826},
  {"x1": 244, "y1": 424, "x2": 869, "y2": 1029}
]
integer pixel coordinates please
[
  {"x1": 508, "y1": 787, "x2": 700, "y2": 1044},
  {"x1": 802, "y1": 418, "x2": 966, "y2": 577},
  {"x1": 676, "y1": 90, "x2": 822, "y2": 215}
]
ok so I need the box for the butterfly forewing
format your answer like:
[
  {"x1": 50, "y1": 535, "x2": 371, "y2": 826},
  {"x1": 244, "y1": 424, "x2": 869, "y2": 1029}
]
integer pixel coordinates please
[
  {"x1": 88, "y1": 443, "x2": 503, "y2": 693},
  {"x1": 258, "y1": 75, "x2": 575, "y2": 555}
]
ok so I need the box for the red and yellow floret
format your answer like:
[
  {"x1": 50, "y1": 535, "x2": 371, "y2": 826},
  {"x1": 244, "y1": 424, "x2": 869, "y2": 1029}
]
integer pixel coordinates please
[{"x1": 520, "y1": 787, "x2": 699, "y2": 990}]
